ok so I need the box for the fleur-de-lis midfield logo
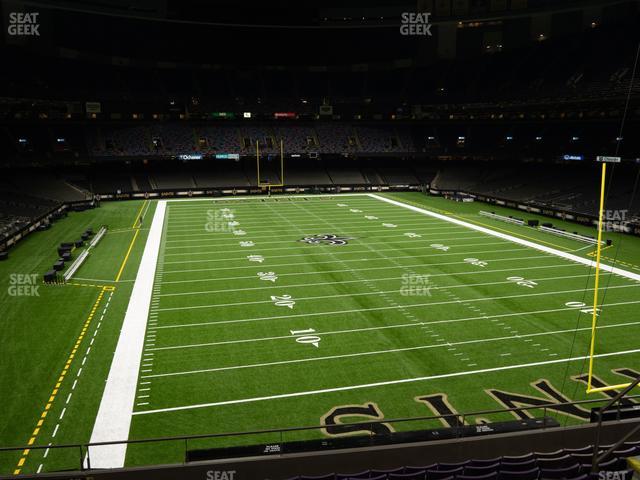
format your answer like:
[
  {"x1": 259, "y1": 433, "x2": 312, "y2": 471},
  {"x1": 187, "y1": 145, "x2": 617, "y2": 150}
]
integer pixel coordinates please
[{"x1": 299, "y1": 234, "x2": 353, "y2": 246}]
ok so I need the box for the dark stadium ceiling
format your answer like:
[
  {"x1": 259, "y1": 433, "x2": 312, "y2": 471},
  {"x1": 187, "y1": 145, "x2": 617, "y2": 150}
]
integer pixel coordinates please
[
  {"x1": 7, "y1": 0, "x2": 633, "y2": 25},
  {"x1": 2, "y1": 0, "x2": 638, "y2": 67}
]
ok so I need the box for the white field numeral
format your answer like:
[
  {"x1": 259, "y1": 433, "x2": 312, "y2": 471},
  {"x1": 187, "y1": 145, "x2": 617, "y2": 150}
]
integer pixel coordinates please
[
  {"x1": 565, "y1": 301, "x2": 601, "y2": 316},
  {"x1": 258, "y1": 272, "x2": 278, "y2": 282},
  {"x1": 507, "y1": 276, "x2": 538, "y2": 288},
  {"x1": 290, "y1": 328, "x2": 321, "y2": 348},
  {"x1": 271, "y1": 294, "x2": 295, "y2": 309},
  {"x1": 431, "y1": 243, "x2": 449, "y2": 251},
  {"x1": 464, "y1": 257, "x2": 487, "y2": 267}
]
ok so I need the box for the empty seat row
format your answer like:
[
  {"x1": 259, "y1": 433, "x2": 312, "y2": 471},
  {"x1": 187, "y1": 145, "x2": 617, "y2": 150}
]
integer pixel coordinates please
[{"x1": 284, "y1": 441, "x2": 640, "y2": 480}]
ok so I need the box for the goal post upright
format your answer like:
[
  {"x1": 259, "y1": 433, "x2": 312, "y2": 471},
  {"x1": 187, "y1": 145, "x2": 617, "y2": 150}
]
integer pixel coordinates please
[
  {"x1": 586, "y1": 156, "x2": 633, "y2": 394},
  {"x1": 256, "y1": 140, "x2": 261, "y2": 186},
  {"x1": 256, "y1": 138, "x2": 285, "y2": 189}
]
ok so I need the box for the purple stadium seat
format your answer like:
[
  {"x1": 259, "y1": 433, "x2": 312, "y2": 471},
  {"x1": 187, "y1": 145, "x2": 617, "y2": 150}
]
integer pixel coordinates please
[
  {"x1": 598, "y1": 456, "x2": 628, "y2": 471},
  {"x1": 389, "y1": 471, "x2": 426, "y2": 480},
  {"x1": 300, "y1": 475, "x2": 335, "y2": 480},
  {"x1": 540, "y1": 463, "x2": 580, "y2": 479},
  {"x1": 337, "y1": 471, "x2": 369, "y2": 480},
  {"x1": 564, "y1": 446, "x2": 593, "y2": 455},
  {"x1": 438, "y1": 461, "x2": 469, "y2": 471},
  {"x1": 371, "y1": 467, "x2": 404, "y2": 476},
  {"x1": 537, "y1": 455, "x2": 575, "y2": 470},
  {"x1": 569, "y1": 453, "x2": 594, "y2": 464},
  {"x1": 470, "y1": 459, "x2": 502, "y2": 467},
  {"x1": 498, "y1": 467, "x2": 540, "y2": 480},
  {"x1": 405, "y1": 465, "x2": 436, "y2": 474},
  {"x1": 613, "y1": 446, "x2": 638, "y2": 458},
  {"x1": 535, "y1": 450, "x2": 565, "y2": 460},
  {"x1": 427, "y1": 467, "x2": 463, "y2": 479},
  {"x1": 502, "y1": 454, "x2": 535, "y2": 464},
  {"x1": 498, "y1": 460, "x2": 537, "y2": 472},
  {"x1": 457, "y1": 473, "x2": 499, "y2": 480},
  {"x1": 464, "y1": 464, "x2": 501, "y2": 476}
]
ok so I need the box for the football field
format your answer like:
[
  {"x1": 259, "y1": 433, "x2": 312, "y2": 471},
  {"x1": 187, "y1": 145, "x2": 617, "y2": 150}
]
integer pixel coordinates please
[
  {"x1": 110, "y1": 193, "x2": 640, "y2": 467},
  {"x1": 2, "y1": 193, "x2": 640, "y2": 474}
]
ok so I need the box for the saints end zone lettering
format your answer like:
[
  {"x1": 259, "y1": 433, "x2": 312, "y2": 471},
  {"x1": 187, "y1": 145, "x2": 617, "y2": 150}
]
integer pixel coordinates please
[
  {"x1": 415, "y1": 394, "x2": 465, "y2": 427},
  {"x1": 486, "y1": 380, "x2": 590, "y2": 421},
  {"x1": 320, "y1": 403, "x2": 394, "y2": 437},
  {"x1": 320, "y1": 369, "x2": 638, "y2": 437}
]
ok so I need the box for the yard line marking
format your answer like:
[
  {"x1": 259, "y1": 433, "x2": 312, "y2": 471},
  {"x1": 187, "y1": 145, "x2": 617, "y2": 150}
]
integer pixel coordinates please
[
  {"x1": 164, "y1": 223, "x2": 467, "y2": 245},
  {"x1": 159, "y1": 272, "x2": 602, "y2": 311},
  {"x1": 147, "y1": 320, "x2": 640, "y2": 380},
  {"x1": 88, "y1": 201, "x2": 166, "y2": 469},
  {"x1": 159, "y1": 263, "x2": 584, "y2": 293},
  {"x1": 133, "y1": 348, "x2": 640, "y2": 415},
  {"x1": 163, "y1": 232, "x2": 489, "y2": 257},
  {"x1": 369, "y1": 194, "x2": 640, "y2": 282},
  {"x1": 159, "y1": 254, "x2": 558, "y2": 286},
  {"x1": 154, "y1": 272, "x2": 607, "y2": 309},
  {"x1": 150, "y1": 300, "x2": 640, "y2": 358},
  {"x1": 161, "y1": 243, "x2": 520, "y2": 274},
  {"x1": 152, "y1": 284, "x2": 637, "y2": 328},
  {"x1": 162, "y1": 236, "x2": 503, "y2": 262},
  {"x1": 162, "y1": 240, "x2": 513, "y2": 265}
]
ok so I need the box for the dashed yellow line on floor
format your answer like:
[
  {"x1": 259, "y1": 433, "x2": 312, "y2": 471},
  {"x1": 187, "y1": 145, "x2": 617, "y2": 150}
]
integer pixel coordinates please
[{"x1": 13, "y1": 287, "x2": 110, "y2": 475}]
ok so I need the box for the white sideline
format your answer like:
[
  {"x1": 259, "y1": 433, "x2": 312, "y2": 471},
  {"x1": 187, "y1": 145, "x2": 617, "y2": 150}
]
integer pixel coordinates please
[
  {"x1": 368, "y1": 194, "x2": 640, "y2": 282},
  {"x1": 87, "y1": 201, "x2": 166, "y2": 469}
]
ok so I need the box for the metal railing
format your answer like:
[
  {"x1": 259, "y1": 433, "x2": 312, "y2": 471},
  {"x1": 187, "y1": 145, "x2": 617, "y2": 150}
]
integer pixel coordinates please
[
  {"x1": 1, "y1": 393, "x2": 639, "y2": 475},
  {"x1": 591, "y1": 375, "x2": 640, "y2": 474}
]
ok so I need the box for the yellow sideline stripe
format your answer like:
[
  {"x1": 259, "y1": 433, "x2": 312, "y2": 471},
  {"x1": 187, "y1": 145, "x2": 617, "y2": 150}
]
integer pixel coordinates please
[
  {"x1": 114, "y1": 229, "x2": 139, "y2": 283},
  {"x1": 13, "y1": 287, "x2": 109, "y2": 475},
  {"x1": 587, "y1": 244, "x2": 613, "y2": 256},
  {"x1": 131, "y1": 200, "x2": 147, "y2": 229},
  {"x1": 113, "y1": 200, "x2": 148, "y2": 283}
]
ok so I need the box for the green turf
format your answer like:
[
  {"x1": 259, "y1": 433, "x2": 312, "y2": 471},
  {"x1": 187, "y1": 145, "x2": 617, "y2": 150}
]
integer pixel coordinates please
[{"x1": 1, "y1": 193, "x2": 639, "y2": 475}]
